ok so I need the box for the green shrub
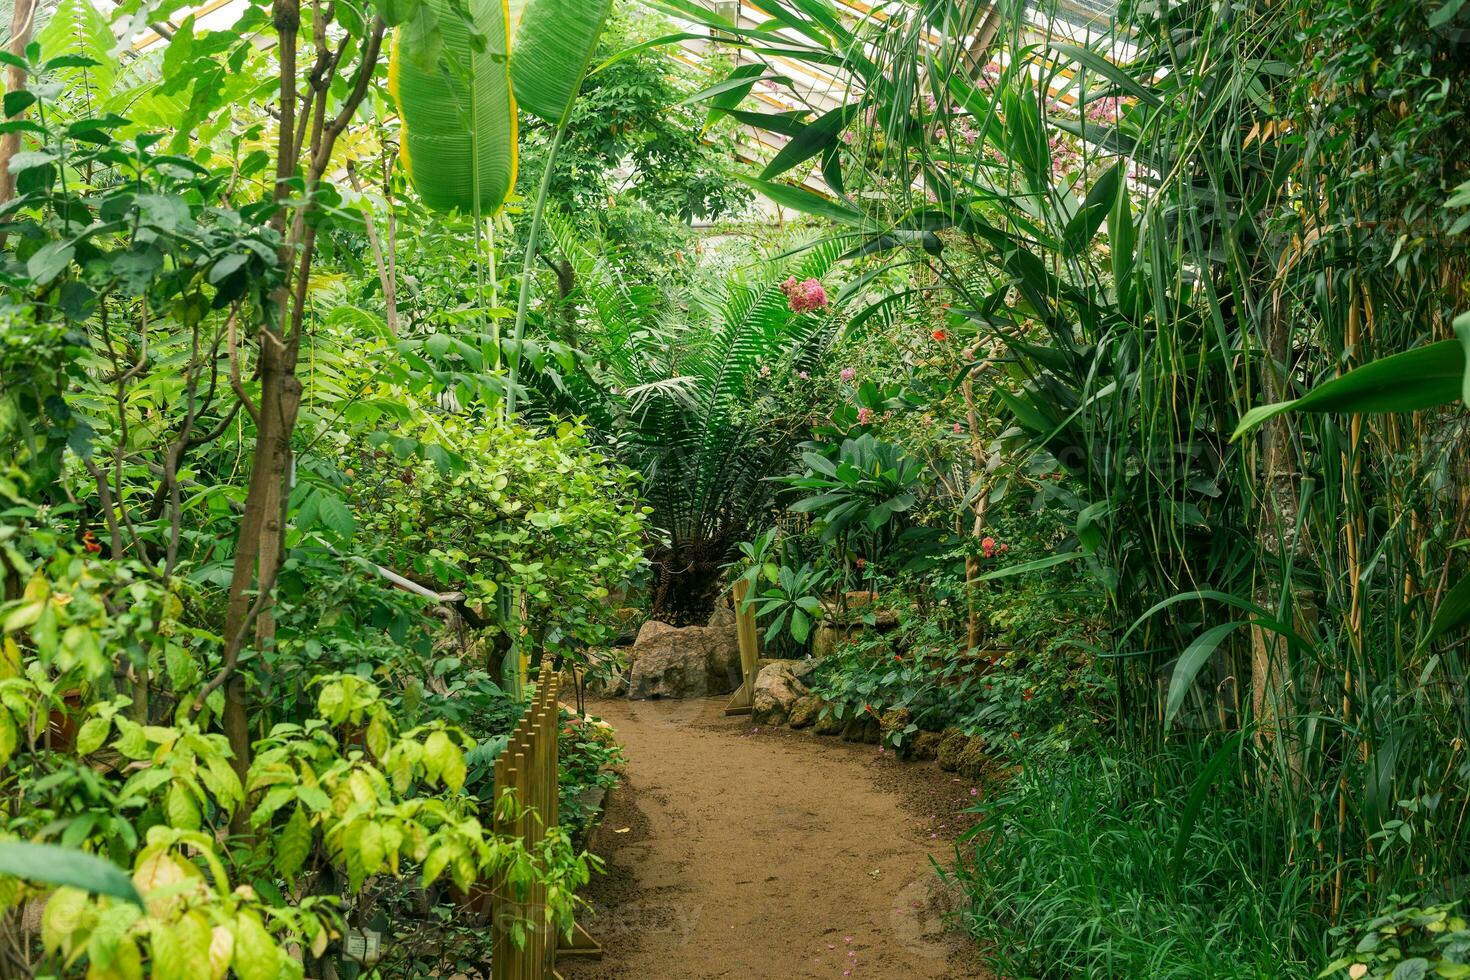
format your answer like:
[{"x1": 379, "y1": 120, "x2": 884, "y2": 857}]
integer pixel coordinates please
[{"x1": 1322, "y1": 899, "x2": 1470, "y2": 979}]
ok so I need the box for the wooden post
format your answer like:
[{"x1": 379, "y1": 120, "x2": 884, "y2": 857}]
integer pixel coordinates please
[
  {"x1": 724, "y1": 579, "x2": 760, "y2": 715},
  {"x1": 491, "y1": 672, "x2": 599, "y2": 979}
]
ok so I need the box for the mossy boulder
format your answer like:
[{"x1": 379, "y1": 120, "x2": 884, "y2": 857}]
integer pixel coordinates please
[
  {"x1": 907, "y1": 730, "x2": 943, "y2": 761},
  {"x1": 879, "y1": 707, "x2": 912, "y2": 748},
  {"x1": 937, "y1": 727, "x2": 967, "y2": 772},
  {"x1": 842, "y1": 711, "x2": 882, "y2": 744},
  {"x1": 788, "y1": 693, "x2": 824, "y2": 729},
  {"x1": 956, "y1": 734, "x2": 991, "y2": 780},
  {"x1": 813, "y1": 704, "x2": 845, "y2": 736}
]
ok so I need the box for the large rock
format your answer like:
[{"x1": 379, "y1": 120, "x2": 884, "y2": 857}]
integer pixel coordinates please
[
  {"x1": 907, "y1": 730, "x2": 943, "y2": 761},
  {"x1": 752, "y1": 660, "x2": 809, "y2": 726},
  {"x1": 812, "y1": 593, "x2": 900, "y2": 656},
  {"x1": 706, "y1": 596, "x2": 736, "y2": 630},
  {"x1": 628, "y1": 620, "x2": 741, "y2": 699},
  {"x1": 956, "y1": 734, "x2": 991, "y2": 780},
  {"x1": 788, "y1": 693, "x2": 824, "y2": 729},
  {"x1": 813, "y1": 705, "x2": 845, "y2": 736},
  {"x1": 842, "y1": 711, "x2": 882, "y2": 744},
  {"x1": 937, "y1": 728, "x2": 967, "y2": 772}
]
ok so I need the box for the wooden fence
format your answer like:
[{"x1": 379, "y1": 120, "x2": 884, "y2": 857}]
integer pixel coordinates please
[
  {"x1": 724, "y1": 578, "x2": 762, "y2": 715},
  {"x1": 490, "y1": 672, "x2": 600, "y2": 980}
]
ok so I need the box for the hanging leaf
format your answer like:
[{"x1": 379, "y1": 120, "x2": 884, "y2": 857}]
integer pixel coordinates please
[
  {"x1": 1232, "y1": 339, "x2": 1465, "y2": 441},
  {"x1": 1425, "y1": 574, "x2": 1470, "y2": 646},
  {"x1": 0, "y1": 842, "x2": 144, "y2": 906},
  {"x1": 1165, "y1": 622, "x2": 1245, "y2": 729},
  {"x1": 510, "y1": 0, "x2": 615, "y2": 125},
  {"x1": 760, "y1": 103, "x2": 859, "y2": 180},
  {"x1": 1063, "y1": 161, "x2": 1122, "y2": 257},
  {"x1": 390, "y1": 0, "x2": 518, "y2": 215}
]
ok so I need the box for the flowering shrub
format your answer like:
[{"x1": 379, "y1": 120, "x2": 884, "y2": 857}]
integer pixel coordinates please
[{"x1": 781, "y1": 276, "x2": 830, "y2": 313}]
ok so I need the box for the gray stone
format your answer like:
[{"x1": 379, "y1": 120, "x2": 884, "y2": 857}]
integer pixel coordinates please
[
  {"x1": 628, "y1": 620, "x2": 741, "y2": 699},
  {"x1": 751, "y1": 659, "x2": 809, "y2": 726},
  {"x1": 706, "y1": 597, "x2": 736, "y2": 630}
]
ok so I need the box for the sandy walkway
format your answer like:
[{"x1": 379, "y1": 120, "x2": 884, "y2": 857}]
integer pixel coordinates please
[{"x1": 560, "y1": 696, "x2": 989, "y2": 980}]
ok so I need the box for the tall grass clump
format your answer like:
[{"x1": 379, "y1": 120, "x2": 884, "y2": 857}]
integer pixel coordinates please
[{"x1": 951, "y1": 749, "x2": 1324, "y2": 979}]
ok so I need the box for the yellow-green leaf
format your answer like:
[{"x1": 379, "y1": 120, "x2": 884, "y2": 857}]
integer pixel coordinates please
[
  {"x1": 231, "y1": 911, "x2": 279, "y2": 980},
  {"x1": 390, "y1": 0, "x2": 518, "y2": 215},
  {"x1": 75, "y1": 716, "x2": 109, "y2": 756},
  {"x1": 509, "y1": 0, "x2": 614, "y2": 125},
  {"x1": 275, "y1": 806, "x2": 312, "y2": 882}
]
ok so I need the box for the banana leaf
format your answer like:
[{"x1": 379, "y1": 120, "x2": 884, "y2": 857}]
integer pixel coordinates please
[{"x1": 390, "y1": 0, "x2": 517, "y2": 215}]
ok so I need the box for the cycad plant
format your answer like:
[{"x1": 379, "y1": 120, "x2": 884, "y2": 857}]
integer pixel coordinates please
[{"x1": 561, "y1": 236, "x2": 849, "y2": 623}]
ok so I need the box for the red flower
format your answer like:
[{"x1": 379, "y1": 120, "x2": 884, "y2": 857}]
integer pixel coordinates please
[
  {"x1": 893, "y1": 654, "x2": 903, "y2": 663},
  {"x1": 82, "y1": 530, "x2": 101, "y2": 554},
  {"x1": 931, "y1": 328, "x2": 948, "y2": 341},
  {"x1": 1022, "y1": 688, "x2": 1034, "y2": 701},
  {"x1": 855, "y1": 557, "x2": 867, "y2": 569}
]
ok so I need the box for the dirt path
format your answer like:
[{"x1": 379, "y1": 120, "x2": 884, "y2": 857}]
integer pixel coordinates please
[{"x1": 560, "y1": 696, "x2": 990, "y2": 980}]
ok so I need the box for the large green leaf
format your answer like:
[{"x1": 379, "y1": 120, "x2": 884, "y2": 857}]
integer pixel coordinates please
[
  {"x1": 1062, "y1": 161, "x2": 1123, "y2": 257},
  {"x1": 1165, "y1": 622, "x2": 1247, "y2": 729},
  {"x1": 510, "y1": 0, "x2": 615, "y2": 125},
  {"x1": 1232, "y1": 338, "x2": 1466, "y2": 441},
  {"x1": 390, "y1": 0, "x2": 517, "y2": 215},
  {"x1": 1425, "y1": 573, "x2": 1470, "y2": 646},
  {"x1": 737, "y1": 176, "x2": 867, "y2": 227},
  {"x1": 0, "y1": 842, "x2": 144, "y2": 906}
]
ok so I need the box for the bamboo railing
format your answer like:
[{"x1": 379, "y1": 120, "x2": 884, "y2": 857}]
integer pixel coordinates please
[{"x1": 489, "y1": 672, "x2": 599, "y2": 980}]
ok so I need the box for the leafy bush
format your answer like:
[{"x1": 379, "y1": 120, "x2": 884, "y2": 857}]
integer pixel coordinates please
[{"x1": 1322, "y1": 900, "x2": 1470, "y2": 979}]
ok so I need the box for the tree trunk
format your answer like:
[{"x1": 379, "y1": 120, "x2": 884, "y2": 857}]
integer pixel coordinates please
[{"x1": 0, "y1": 0, "x2": 37, "y2": 209}]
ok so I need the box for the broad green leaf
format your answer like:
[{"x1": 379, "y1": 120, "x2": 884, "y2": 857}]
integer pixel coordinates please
[
  {"x1": 973, "y1": 552, "x2": 1081, "y2": 582},
  {"x1": 1233, "y1": 339, "x2": 1466, "y2": 440},
  {"x1": 390, "y1": 0, "x2": 517, "y2": 215},
  {"x1": 1050, "y1": 41, "x2": 1160, "y2": 106},
  {"x1": 27, "y1": 241, "x2": 73, "y2": 285},
  {"x1": 0, "y1": 842, "x2": 143, "y2": 906},
  {"x1": 1457, "y1": 310, "x2": 1470, "y2": 405},
  {"x1": 1425, "y1": 573, "x2": 1470, "y2": 646},
  {"x1": 760, "y1": 103, "x2": 858, "y2": 180},
  {"x1": 736, "y1": 176, "x2": 867, "y2": 227},
  {"x1": 1165, "y1": 622, "x2": 1246, "y2": 729},
  {"x1": 275, "y1": 807, "x2": 311, "y2": 881},
  {"x1": 509, "y1": 0, "x2": 614, "y2": 125},
  {"x1": 74, "y1": 716, "x2": 109, "y2": 756},
  {"x1": 232, "y1": 911, "x2": 279, "y2": 980},
  {"x1": 1063, "y1": 161, "x2": 1122, "y2": 257}
]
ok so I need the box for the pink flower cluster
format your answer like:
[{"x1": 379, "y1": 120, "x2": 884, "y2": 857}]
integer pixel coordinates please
[
  {"x1": 781, "y1": 276, "x2": 829, "y2": 313},
  {"x1": 1086, "y1": 97, "x2": 1123, "y2": 123},
  {"x1": 980, "y1": 536, "x2": 1010, "y2": 559},
  {"x1": 840, "y1": 366, "x2": 856, "y2": 382}
]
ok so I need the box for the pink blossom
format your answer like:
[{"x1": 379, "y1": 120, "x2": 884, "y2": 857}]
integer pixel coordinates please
[
  {"x1": 798, "y1": 370, "x2": 809, "y2": 379},
  {"x1": 857, "y1": 407, "x2": 873, "y2": 424},
  {"x1": 1086, "y1": 97, "x2": 1122, "y2": 123},
  {"x1": 840, "y1": 367, "x2": 856, "y2": 382},
  {"x1": 952, "y1": 422, "x2": 963, "y2": 434},
  {"x1": 781, "y1": 276, "x2": 829, "y2": 313}
]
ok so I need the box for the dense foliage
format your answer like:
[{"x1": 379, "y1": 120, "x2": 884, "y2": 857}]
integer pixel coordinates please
[{"x1": 1, "y1": 0, "x2": 1467, "y2": 976}]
